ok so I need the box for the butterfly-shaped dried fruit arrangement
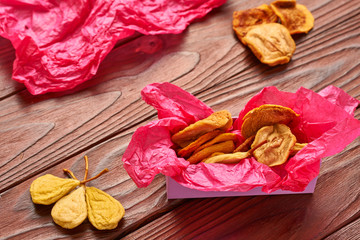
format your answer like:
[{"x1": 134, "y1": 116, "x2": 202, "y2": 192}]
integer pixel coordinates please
[{"x1": 30, "y1": 156, "x2": 125, "y2": 230}]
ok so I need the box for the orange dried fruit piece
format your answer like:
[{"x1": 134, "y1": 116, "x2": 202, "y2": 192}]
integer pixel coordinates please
[
  {"x1": 193, "y1": 133, "x2": 237, "y2": 154},
  {"x1": 187, "y1": 140, "x2": 235, "y2": 164},
  {"x1": 241, "y1": 104, "x2": 299, "y2": 139},
  {"x1": 233, "y1": 4, "x2": 279, "y2": 44},
  {"x1": 270, "y1": 0, "x2": 314, "y2": 34},
  {"x1": 234, "y1": 135, "x2": 255, "y2": 152},
  {"x1": 203, "y1": 152, "x2": 250, "y2": 164},
  {"x1": 242, "y1": 23, "x2": 296, "y2": 66},
  {"x1": 171, "y1": 110, "x2": 232, "y2": 148},
  {"x1": 252, "y1": 124, "x2": 296, "y2": 166},
  {"x1": 177, "y1": 130, "x2": 223, "y2": 158}
]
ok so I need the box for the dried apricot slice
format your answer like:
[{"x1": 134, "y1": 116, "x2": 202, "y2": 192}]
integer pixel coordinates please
[
  {"x1": 203, "y1": 152, "x2": 250, "y2": 164},
  {"x1": 233, "y1": 4, "x2": 278, "y2": 44},
  {"x1": 171, "y1": 110, "x2": 232, "y2": 148},
  {"x1": 177, "y1": 130, "x2": 222, "y2": 158},
  {"x1": 193, "y1": 133, "x2": 237, "y2": 154},
  {"x1": 187, "y1": 140, "x2": 235, "y2": 164},
  {"x1": 241, "y1": 104, "x2": 299, "y2": 139},
  {"x1": 270, "y1": 0, "x2": 314, "y2": 34},
  {"x1": 242, "y1": 23, "x2": 296, "y2": 66}
]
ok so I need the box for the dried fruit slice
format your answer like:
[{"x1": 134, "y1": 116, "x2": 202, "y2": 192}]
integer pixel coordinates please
[
  {"x1": 51, "y1": 186, "x2": 87, "y2": 229},
  {"x1": 30, "y1": 174, "x2": 80, "y2": 205},
  {"x1": 171, "y1": 110, "x2": 232, "y2": 148},
  {"x1": 187, "y1": 140, "x2": 235, "y2": 164},
  {"x1": 290, "y1": 142, "x2": 308, "y2": 156},
  {"x1": 270, "y1": 0, "x2": 314, "y2": 34},
  {"x1": 252, "y1": 124, "x2": 296, "y2": 166},
  {"x1": 233, "y1": 4, "x2": 279, "y2": 44},
  {"x1": 241, "y1": 104, "x2": 299, "y2": 139},
  {"x1": 177, "y1": 130, "x2": 223, "y2": 158},
  {"x1": 242, "y1": 23, "x2": 296, "y2": 66},
  {"x1": 86, "y1": 187, "x2": 125, "y2": 230},
  {"x1": 233, "y1": 135, "x2": 255, "y2": 152},
  {"x1": 193, "y1": 133, "x2": 237, "y2": 154},
  {"x1": 203, "y1": 152, "x2": 250, "y2": 164}
]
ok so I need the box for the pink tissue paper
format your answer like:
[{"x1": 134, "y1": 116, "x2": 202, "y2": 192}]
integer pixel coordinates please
[
  {"x1": 0, "y1": 0, "x2": 226, "y2": 95},
  {"x1": 122, "y1": 83, "x2": 360, "y2": 195}
]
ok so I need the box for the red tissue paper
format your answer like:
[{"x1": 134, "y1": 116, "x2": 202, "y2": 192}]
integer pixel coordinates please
[
  {"x1": 122, "y1": 83, "x2": 360, "y2": 193},
  {"x1": 0, "y1": 0, "x2": 226, "y2": 95}
]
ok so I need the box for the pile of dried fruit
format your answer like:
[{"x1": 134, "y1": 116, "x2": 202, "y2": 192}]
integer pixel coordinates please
[
  {"x1": 172, "y1": 104, "x2": 307, "y2": 167},
  {"x1": 233, "y1": 0, "x2": 314, "y2": 66},
  {"x1": 30, "y1": 156, "x2": 125, "y2": 230}
]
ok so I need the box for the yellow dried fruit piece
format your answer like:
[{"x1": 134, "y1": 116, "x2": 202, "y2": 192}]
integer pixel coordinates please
[
  {"x1": 177, "y1": 130, "x2": 223, "y2": 158},
  {"x1": 86, "y1": 187, "x2": 125, "y2": 230},
  {"x1": 30, "y1": 174, "x2": 80, "y2": 205},
  {"x1": 51, "y1": 186, "x2": 87, "y2": 229},
  {"x1": 187, "y1": 140, "x2": 235, "y2": 164},
  {"x1": 203, "y1": 152, "x2": 250, "y2": 164},
  {"x1": 290, "y1": 142, "x2": 308, "y2": 156},
  {"x1": 171, "y1": 110, "x2": 232, "y2": 148},
  {"x1": 194, "y1": 133, "x2": 237, "y2": 154},
  {"x1": 241, "y1": 104, "x2": 299, "y2": 139},
  {"x1": 233, "y1": 4, "x2": 279, "y2": 44},
  {"x1": 252, "y1": 124, "x2": 296, "y2": 166},
  {"x1": 270, "y1": 0, "x2": 314, "y2": 34},
  {"x1": 242, "y1": 23, "x2": 296, "y2": 66}
]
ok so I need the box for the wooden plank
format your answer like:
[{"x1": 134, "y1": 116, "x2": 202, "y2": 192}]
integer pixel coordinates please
[
  {"x1": 324, "y1": 218, "x2": 360, "y2": 240},
  {"x1": 0, "y1": 0, "x2": 359, "y2": 239}
]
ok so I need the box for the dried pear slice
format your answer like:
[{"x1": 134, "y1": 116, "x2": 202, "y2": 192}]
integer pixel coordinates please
[
  {"x1": 171, "y1": 110, "x2": 232, "y2": 148},
  {"x1": 233, "y1": 4, "x2": 279, "y2": 44},
  {"x1": 203, "y1": 152, "x2": 250, "y2": 164},
  {"x1": 241, "y1": 104, "x2": 299, "y2": 139},
  {"x1": 242, "y1": 23, "x2": 296, "y2": 66},
  {"x1": 51, "y1": 186, "x2": 87, "y2": 229},
  {"x1": 30, "y1": 174, "x2": 80, "y2": 205},
  {"x1": 270, "y1": 0, "x2": 314, "y2": 34},
  {"x1": 187, "y1": 140, "x2": 235, "y2": 164},
  {"x1": 252, "y1": 124, "x2": 296, "y2": 166},
  {"x1": 86, "y1": 186, "x2": 125, "y2": 230},
  {"x1": 234, "y1": 135, "x2": 255, "y2": 152}
]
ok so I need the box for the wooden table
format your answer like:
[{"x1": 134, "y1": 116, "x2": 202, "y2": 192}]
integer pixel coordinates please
[{"x1": 0, "y1": 0, "x2": 359, "y2": 239}]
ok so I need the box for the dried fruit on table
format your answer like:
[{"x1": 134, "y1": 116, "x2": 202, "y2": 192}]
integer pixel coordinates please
[
  {"x1": 171, "y1": 110, "x2": 232, "y2": 148},
  {"x1": 30, "y1": 174, "x2": 80, "y2": 205},
  {"x1": 86, "y1": 187, "x2": 125, "y2": 230},
  {"x1": 51, "y1": 186, "x2": 87, "y2": 229},
  {"x1": 270, "y1": 0, "x2": 314, "y2": 34},
  {"x1": 233, "y1": 4, "x2": 278, "y2": 44},
  {"x1": 203, "y1": 152, "x2": 250, "y2": 164},
  {"x1": 251, "y1": 124, "x2": 297, "y2": 166},
  {"x1": 241, "y1": 104, "x2": 299, "y2": 139},
  {"x1": 30, "y1": 156, "x2": 125, "y2": 230},
  {"x1": 242, "y1": 23, "x2": 296, "y2": 66},
  {"x1": 187, "y1": 140, "x2": 235, "y2": 164}
]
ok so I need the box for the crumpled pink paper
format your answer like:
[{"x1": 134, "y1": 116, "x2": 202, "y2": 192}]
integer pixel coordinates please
[
  {"x1": 122, "y1": 83, "x2": 360, "y2": 193},
  {"x1": 0, "y1": 0, "x2": 226, "y2": 95}
]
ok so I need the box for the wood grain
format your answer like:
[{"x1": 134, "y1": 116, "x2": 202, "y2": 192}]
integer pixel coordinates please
[{"x1": 0, "y1": 0, "x2": 359, "y2": 239}]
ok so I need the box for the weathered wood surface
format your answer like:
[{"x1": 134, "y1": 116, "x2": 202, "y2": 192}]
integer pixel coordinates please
[{"x1": 0, "y1": 0, "x2": 359, "y2": 239}]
